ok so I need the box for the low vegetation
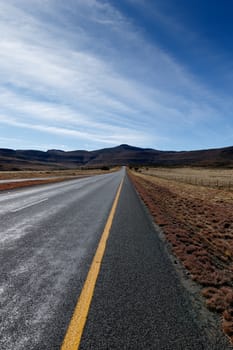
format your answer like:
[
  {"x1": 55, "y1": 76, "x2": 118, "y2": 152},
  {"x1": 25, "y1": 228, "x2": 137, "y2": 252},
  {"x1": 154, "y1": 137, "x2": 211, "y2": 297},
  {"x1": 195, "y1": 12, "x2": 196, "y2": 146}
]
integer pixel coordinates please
[
  {"x1": 0, "y1": 168, "x2": 115, "y2": 191},
  {"x1": 142, "y1": 167, "x2": 233, "y2": 189},
  {"x1": 129, "y1": 167, "x2": 233, "y2": 343}
]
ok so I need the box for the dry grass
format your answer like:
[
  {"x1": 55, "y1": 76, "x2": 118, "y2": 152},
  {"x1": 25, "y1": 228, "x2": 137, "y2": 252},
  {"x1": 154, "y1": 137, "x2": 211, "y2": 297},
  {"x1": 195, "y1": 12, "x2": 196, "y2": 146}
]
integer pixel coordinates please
[
  {"x1": 0, "y1": 178, "x2": 75, "y2": 191},
  {"x1": 129, "y1": 169, "x2": 233, "y2": 343},
  {"x1": 0, "y1": 168, "x2": 116, "y2": 180},
  {"x1": 141, "y1": 167, "x2": 233, "y2": 189},
  {"x1": 0, "y1": 168, "x2": 118, "y2": 191}
]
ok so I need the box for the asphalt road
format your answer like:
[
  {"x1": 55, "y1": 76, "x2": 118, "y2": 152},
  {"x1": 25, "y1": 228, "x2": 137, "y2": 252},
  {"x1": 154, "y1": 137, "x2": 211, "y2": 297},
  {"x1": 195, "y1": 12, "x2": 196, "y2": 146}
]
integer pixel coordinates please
[
  {"x1": 0, "y1": 168, "x2": 231, "y2": 349},
  {"x1": 0, "y1": 170, "x2": 123, "y2": 350},
  {"x1": 79, "y1": 174, "x2": 231, "y2": 350}
]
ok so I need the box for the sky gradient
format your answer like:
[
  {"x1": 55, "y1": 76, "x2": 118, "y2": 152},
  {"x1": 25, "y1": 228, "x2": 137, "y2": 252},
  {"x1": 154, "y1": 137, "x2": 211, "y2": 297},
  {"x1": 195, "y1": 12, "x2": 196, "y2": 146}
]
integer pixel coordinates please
[{"x1": 1, "y1": 0, "x2": 233, "y2": 151}]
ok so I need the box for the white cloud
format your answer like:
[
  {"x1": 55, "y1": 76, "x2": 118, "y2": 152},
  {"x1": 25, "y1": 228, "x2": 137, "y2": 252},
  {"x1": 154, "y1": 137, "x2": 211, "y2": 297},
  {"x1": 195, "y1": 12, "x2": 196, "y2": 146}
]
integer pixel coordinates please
[
  {"x1": 0, "y1": 113, "x2": 149, "y2": 147},
  {"x1": 0, "y1": 0, "x2": 231, "y2": 150}
]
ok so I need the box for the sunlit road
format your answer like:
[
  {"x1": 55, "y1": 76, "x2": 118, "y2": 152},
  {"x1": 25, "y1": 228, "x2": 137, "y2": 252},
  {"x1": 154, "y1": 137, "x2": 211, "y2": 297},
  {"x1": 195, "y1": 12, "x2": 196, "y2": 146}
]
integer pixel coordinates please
[
  {"x1": 0, "y1": 170, "x2": 123, "y2": 349},
  {"x1": 0, "y1": 168, "x2": 231, "y2": 349}
]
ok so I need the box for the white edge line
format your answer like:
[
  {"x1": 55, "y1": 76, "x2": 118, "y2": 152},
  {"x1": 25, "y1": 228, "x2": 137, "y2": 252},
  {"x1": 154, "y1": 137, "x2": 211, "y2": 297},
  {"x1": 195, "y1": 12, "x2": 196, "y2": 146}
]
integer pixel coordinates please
[{"x1": 10, "y1": 198, "x2": 49, "y2": 213}]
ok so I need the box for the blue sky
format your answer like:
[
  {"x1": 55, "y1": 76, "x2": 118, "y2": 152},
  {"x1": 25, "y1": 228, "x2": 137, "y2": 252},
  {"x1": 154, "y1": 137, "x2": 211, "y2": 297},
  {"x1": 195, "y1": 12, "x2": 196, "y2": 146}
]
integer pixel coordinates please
[{"x1": 0, "y1": 0, "x2": 233, "y2": 151}]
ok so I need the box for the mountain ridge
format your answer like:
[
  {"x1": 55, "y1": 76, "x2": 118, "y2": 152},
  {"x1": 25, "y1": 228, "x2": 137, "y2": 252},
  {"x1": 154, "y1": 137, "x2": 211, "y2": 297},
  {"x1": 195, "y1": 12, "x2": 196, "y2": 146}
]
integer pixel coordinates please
[{"x1": 0, "y1": 144, "x2": 233, "y2": 170}]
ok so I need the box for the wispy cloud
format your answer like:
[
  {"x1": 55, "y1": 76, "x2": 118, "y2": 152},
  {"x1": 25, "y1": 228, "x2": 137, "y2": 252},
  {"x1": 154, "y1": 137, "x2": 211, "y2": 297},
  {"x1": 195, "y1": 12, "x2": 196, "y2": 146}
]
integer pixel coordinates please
[{"x1": 0, "y1": 0, "x2": 232, "y2": 151}]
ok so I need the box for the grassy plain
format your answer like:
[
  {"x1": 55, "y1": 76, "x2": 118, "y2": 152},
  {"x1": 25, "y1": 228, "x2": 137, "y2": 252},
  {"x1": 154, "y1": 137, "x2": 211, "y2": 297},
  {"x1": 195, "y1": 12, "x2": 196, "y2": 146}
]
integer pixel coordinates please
[
  {"x1": 0, "y1": 168, "x2": 116, "y2": 191},
  {"x1": 142, "y1": 166, "x2": 233, "y2": 189},
  {"x1": 130, "y1": 167, "x2": 233, "y2": 343}
]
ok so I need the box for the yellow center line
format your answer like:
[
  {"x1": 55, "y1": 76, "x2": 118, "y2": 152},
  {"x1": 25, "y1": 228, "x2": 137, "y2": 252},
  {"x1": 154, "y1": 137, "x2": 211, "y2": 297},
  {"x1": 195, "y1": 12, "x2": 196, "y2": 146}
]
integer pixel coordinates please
[{"x1": 61, "y1": 178, "x2": 124, "y2": 350}]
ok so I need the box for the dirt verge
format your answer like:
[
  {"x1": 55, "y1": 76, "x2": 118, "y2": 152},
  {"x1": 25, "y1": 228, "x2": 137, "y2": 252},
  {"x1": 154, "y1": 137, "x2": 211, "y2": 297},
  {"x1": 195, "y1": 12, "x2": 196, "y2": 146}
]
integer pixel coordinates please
[
  {"x1": 0, "y1": 177, "x2": 85, "y2": 191},
  {"x1": 0, "y1": 168, "x2": 118, "y2": 191},
  {"x1": 129, "y1": 170, "x2": 233, "y2": 344}
]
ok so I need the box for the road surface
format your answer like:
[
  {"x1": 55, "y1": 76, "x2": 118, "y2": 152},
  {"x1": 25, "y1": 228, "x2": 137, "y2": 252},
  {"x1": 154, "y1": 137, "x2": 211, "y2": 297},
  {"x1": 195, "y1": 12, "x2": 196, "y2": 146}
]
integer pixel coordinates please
[{"x1": 0, "y1": 168, "x2": 231, "y2": 349}]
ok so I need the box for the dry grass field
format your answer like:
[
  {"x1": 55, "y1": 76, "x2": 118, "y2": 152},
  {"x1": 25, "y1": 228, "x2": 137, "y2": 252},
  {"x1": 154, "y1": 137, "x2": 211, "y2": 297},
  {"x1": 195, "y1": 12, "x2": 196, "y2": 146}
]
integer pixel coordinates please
[
  {"x1": 129, "y1": 168, "x2": 233, "y2": 343},
  {"x1": 0, "y1": 168, "x2": 115, "y2": 180},
  {"x1": 141, "y1": 167, "x2": 233, "y2": 189},
  {"x1": 0, "y1": 168, "x2": 116, "y2": 191}
]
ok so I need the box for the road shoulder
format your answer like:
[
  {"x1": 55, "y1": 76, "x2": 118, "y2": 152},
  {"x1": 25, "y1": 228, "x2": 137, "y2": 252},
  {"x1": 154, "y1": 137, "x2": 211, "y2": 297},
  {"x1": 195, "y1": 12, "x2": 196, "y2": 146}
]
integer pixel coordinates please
[{"x1": 79, "y1": 174, "x2": 230, "y2": 349}]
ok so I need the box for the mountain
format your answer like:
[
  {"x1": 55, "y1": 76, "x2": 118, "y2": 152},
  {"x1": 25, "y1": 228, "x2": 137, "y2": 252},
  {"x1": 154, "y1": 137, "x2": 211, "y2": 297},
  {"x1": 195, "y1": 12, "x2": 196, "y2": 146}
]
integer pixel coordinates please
[{"x1": 0, "y1": 144, "x2": 233, "y2": 170}]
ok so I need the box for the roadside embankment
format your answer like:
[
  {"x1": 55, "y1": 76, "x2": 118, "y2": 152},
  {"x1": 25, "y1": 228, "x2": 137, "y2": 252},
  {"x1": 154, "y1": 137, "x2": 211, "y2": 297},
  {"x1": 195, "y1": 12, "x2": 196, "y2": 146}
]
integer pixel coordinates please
[{"x1": 129, "y1": 170, "x2": 233, "y2": 344}]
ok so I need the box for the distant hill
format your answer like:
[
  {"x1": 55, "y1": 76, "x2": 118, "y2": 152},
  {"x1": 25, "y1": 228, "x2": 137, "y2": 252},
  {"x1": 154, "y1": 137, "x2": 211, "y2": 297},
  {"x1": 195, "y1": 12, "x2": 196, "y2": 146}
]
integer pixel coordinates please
[{"x1": 0, "y1": 144, "x2": 233, "y2": 170}]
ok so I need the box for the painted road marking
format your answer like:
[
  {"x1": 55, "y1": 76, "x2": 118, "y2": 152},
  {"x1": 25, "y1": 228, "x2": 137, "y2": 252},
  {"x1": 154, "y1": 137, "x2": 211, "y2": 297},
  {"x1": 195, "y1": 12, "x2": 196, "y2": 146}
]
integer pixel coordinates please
[
  {"x1": 61, "y1": 178, "x2": 124, "y2": 350},
  {"x1": 10, "y1": 198, "x2": 48, "y2": 212}
]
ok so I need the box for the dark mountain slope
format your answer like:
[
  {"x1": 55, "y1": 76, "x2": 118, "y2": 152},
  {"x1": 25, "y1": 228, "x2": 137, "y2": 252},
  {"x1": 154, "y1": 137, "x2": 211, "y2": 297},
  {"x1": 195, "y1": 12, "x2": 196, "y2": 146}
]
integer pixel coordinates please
[{"x1": 0, "y1": 144, "x2": 232, "y2": 170}]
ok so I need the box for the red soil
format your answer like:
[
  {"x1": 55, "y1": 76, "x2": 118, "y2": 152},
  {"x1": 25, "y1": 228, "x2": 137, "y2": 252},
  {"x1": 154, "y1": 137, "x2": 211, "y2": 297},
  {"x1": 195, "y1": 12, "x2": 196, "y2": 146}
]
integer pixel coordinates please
[
  {"x1": 0, "y1": 177, "x2": 83, "y2": 191},
  {"x1": 129, "y1": 171, "x2": 233, "y2": 343}
]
